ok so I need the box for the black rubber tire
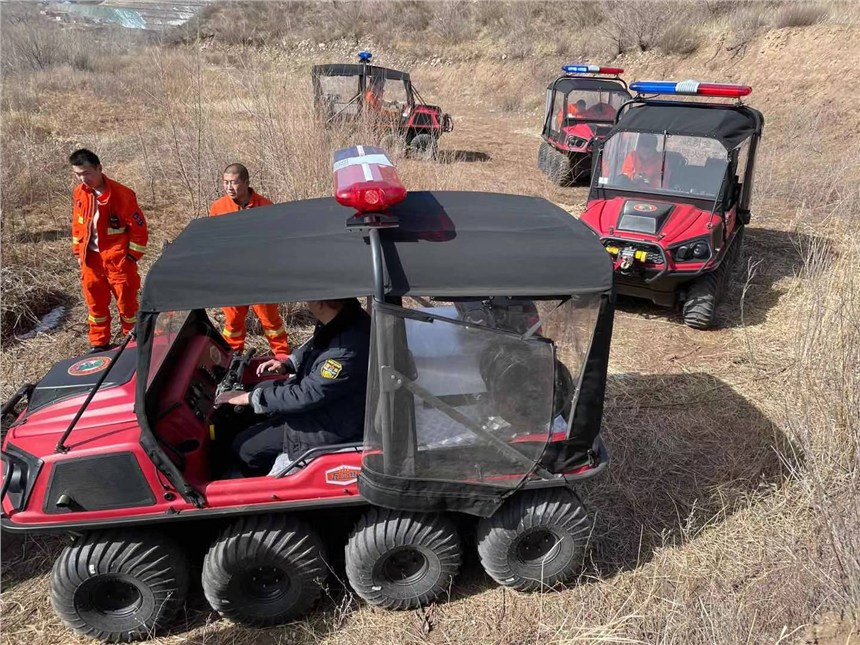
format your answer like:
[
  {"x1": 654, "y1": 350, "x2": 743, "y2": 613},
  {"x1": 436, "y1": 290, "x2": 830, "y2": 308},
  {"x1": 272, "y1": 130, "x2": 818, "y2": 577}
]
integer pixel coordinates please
[
  {"x1": 345, "y1": 508, "x2": 462, "y2": 610},
  {"x1": 477, "y1": 488, "x2": 590, "y2": 592},
  {"x1": 549, "y1": 150, "x2": 572, "y2": 186},
  {"x1": 538, "y1": 142, "x2": 551, "y2": 172},
  {"x1": 380, "y1": 132, "x2": 405, "y2": 158},
  {"x1": 682, "y1": 226, "x2": 744, "y2": 330},
  {"x1": 202, "y1": 514, "x2": 327, "y2": 627},
  {"x1": 50, "y1": 530, "x2": 189, "y2": 643},
  {"x1": 408, "y1": 134, "x2": 438, "y2": 161},
  {"x1": 682, "y1": 272, "x2": 719, "y2": 329}
]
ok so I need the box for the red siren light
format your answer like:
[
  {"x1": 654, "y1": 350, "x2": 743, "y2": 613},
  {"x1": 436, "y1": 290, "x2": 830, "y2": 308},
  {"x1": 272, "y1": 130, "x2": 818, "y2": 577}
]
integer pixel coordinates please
[{"x1": 333, "y1": 145, "x2": 407, "y2": 214}]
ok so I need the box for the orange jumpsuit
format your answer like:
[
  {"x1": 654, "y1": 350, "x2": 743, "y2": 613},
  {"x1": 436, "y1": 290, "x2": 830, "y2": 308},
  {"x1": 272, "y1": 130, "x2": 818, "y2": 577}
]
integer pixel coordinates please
[
  {"x1": 72, "y1": 176, "x2": 148, "y2": 347},
  {"x1": 209, "y1": 191, "x2": 290, "y2": 358},
  {"x1": 621, "y1": 150, "x2": 665, "y2": 186}
]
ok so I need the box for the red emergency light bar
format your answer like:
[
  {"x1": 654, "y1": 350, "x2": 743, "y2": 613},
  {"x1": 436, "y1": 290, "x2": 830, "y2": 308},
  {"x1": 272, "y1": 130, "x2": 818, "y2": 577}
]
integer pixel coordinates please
[
  {"x1": 562, "y1": 64, "x2": 624, "y2": 75},
  {"x1": 333, "y1": 145, "x2": 407, "y2": 214},
  {"x1": 630, "y1": 80, "x2": 752, "y2": 98}
]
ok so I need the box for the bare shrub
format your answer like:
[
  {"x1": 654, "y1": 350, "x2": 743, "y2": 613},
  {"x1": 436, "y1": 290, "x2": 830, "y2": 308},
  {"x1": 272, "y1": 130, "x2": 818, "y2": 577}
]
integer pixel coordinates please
[
  {"x1": 658, "y1": 23, "x2": 702, "y2": 54},
  {"x1": 773, "y1": 2, "x2": 827, "y2": 27},
  {"x1": 727, "y1": 3, "x2": 771, "y2": 48},
  {"x1": 598, "y1": 0, "x2": 704, "y2": 53}
]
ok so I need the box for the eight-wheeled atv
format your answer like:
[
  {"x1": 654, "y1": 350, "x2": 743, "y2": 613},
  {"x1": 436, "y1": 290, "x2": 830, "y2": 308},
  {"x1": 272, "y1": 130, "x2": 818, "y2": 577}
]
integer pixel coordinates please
[
  {"x1": 2, "y1": 147, "x2": 615, "y2": 642},
  {"x1": 539, "y1": 64, "x2": 632, "y2": 185},
  {"x1": 580, "y1": 80, "x2": 764, "y2": 329},
  {"x1": 313, "y1": 51, "x2": 453, "y2": 160}
]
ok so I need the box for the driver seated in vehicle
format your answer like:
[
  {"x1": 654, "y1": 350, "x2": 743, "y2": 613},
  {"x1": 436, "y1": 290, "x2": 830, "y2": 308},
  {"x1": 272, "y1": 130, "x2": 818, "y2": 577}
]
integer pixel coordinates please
[
  {"x1": 620, "y1": 134, "x2": 665, "y2": 187},
  {"x1": 214, "y1": 298, "x2": 371, "y2": 477},
  {"x1": 556, "y1": 99, "x2": 587, "y2": 127}
]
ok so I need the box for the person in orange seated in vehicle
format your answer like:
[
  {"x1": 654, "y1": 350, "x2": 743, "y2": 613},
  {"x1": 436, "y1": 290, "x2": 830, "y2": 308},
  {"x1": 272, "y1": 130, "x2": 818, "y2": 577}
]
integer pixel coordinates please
[
  {"x1": 70, "y1": 148, "x2": 148, "y2": 353},
  {"x1": 556, "y1": 99, "x2": 587, "y2": 127},
  {"x1": 621, "y1": 134, "x2": 665, "y2": 186},
  {"x1": 210, "y1": 163, "x2": 290, "y2": 358}
]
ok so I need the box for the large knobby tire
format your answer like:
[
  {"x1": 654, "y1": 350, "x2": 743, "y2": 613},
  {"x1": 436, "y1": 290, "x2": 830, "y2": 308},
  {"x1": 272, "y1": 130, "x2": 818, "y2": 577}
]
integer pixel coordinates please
[
  {"x1": 477, "y1": 488, "x2": 591, "y2": 592},
  {"x1": 408, "y1": 134, "x2": 438, "y2": 161},
  {"x1": 380, "y1": 132, "x2": 406, "y2": 159},
  {"x1": 202, "y1": 514, "x2": 327, "y2": 627},
  {"x1": 682, "y1": 226, "x2": 745, "y2": 330},
  {"x1": 549, "y1": 150, "x2": 572, "y2": 186},
  {"x1": 51, "y1": 530, "x2": 189, "y2": 643},
  {"x1": 345, "y1": 508, "x2": 462, "y2": 610},
  {"x1": 538, "y1": 142, "x2": 551, "y2": 173}
]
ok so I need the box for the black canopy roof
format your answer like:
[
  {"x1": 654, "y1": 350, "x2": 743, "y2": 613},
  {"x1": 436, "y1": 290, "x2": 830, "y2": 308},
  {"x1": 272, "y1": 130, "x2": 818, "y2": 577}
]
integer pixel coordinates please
[
  {"x1": 611, "y1": 101, "x2": 764, "y2": 150},
  {"x1": 140, "y1": 191, "x2": 612, "y2": 313},
  {"x1": 549, "y1": 76, "x2": 630, "y2": 95},
  {"x1": 312, "y1": 64, "x2": 410, "y2": 82}
]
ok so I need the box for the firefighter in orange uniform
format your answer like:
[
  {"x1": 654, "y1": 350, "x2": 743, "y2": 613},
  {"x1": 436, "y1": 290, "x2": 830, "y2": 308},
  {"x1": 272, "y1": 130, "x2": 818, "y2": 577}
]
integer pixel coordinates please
[
  {"x1": 210, "y1": 163, "x2": 290, "y2": 358},
  {"x1": 70, "y1": 149, "x2": 148, "y2": 353},
  {"x1": 621, "y1": 134, "x2": 665, "y2": 186}
]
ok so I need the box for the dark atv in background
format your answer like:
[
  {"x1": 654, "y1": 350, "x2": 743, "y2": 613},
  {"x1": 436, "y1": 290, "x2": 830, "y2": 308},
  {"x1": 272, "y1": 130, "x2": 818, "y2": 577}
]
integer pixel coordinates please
[
  {"x1": 313, "y1": 51, "x2": 453, "y2": 160},
  {"x1": 539, "y1": 64, "x2": 631, "y2": 186},
  {"x1": 2, "y1": 147, "x2": 615, "y2": 642},
  {"x1": 580, "y1": 80, "x2": 764, "y2": 329}
]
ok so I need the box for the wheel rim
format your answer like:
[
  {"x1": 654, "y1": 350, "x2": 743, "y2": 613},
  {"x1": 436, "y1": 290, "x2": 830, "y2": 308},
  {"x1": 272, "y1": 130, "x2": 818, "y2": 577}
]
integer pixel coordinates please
[
  {"x1": 379, "y1": 546, "x2": 430, "y2": 586},
  {"x1": 88, "y1": 577, "x2": 144, "y2": 618},
  {"x1": 514, "y1": 528, "x2": 562, "y2": 566},
  {"x1": 240, "y1": 565, "x2": 291, "y2": 603}
]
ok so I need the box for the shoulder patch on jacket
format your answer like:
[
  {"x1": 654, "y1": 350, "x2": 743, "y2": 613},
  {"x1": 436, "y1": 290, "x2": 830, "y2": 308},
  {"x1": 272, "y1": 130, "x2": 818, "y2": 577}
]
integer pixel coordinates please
[{"x1": 320, "y1": 359, "x2": 343, "y2": 379}]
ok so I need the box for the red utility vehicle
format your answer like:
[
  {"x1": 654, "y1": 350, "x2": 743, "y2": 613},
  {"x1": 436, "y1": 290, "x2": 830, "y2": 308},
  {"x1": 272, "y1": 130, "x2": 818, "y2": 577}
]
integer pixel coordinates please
[
  {"x1": 313, "y1": 51, "x2": 453, "y2": 159},
  {"x1": 2, "y1": 147, "x2": 615, "y2": 642},
  {"x1": 539, "y1": 64, "x2": 631, "y2": 185},
  {"x1": 579, "y1": 80, "x2": 764, "y2": 328}
]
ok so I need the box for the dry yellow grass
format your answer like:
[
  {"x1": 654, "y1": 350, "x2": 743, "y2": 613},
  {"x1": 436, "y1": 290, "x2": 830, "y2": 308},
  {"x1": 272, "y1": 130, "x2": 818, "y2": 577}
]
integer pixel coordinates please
[{"x1": 2, "y1": 2, "x2": 860, "y2": 643}]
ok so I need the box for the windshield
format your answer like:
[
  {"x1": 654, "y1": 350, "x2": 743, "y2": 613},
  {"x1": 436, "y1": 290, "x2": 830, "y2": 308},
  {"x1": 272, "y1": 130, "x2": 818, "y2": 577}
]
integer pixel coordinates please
[
  {"x1": 147, "y1": 310, "x2": 191, "y2": 388},
  {"x1": 555, "y1": 88, "x2": 630, "y2": 125},
  {"x1": 597, "y1": 132, "x2": 729, "y2": 198}
]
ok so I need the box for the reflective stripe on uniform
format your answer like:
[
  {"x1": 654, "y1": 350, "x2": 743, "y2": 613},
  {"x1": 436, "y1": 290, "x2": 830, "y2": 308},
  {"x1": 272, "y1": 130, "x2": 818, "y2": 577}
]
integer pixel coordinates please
[
  {"x1": 128, "y1": 242, "x2": 146, "y2": 253},
  {"x1": 120, "y1": 315, "x2": 137, "y2": 324},
  {"x1": 77, "y1": 216, "x2": 84, "y2": 224},
  {"x1": 72, "y1": 237, "x2": 82, "y2": 243},
  {"x1": 222, "y1": 328, "x2": 242, "y2": 338},
  {"x1": 264, "y1": 326, "x2": 287, "y2": 337},
  {"x1": 106, "y1": 227, "x2": 127, "y2": 235},
  {"x1": 88, "y1": 314, "x2": 108, "y2": 323}
]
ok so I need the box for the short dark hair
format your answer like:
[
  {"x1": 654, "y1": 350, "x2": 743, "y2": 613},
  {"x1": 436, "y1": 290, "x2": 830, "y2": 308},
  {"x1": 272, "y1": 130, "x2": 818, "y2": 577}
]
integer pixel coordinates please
[
  {"x1": 223, "y1": 163, "x2": 250, "y2": 183},
  {"x1": 69, "y1": 149, "x2": 101, "y2": 167}
]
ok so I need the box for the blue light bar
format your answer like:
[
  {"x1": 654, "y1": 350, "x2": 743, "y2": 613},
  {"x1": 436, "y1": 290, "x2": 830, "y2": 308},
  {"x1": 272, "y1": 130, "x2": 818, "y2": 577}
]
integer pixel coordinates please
[
  {"x1": 358, "y1": 51, "x2": 373, "y2": 62},
  {"x1": 630, "y1": 81, "x2": 679, "y2": 94},
  {"x1": 563, "y1": 64, "x2": 593, "y2": 74}
]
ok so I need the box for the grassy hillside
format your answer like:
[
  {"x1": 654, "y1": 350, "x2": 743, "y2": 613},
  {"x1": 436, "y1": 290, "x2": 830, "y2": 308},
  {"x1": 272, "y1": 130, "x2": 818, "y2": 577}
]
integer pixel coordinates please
[{"x1": 1, "y1": 1, "x2": 858, "y2": 643}]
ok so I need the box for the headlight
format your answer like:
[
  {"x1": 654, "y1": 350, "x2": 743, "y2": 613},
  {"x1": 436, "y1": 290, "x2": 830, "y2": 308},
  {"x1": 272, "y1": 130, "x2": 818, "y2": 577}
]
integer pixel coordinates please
[
  {"x1": 566, "y1": 136, "x2": 587, "y2": 148},
  {"x1": 671, "y1": 237, "x2": 711, "y2": 263}
]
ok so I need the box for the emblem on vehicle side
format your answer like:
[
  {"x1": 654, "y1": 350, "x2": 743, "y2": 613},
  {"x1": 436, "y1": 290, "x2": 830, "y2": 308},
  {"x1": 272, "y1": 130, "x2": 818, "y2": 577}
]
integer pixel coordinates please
[
  {"x1": 633, "y1": 203, "x2": 658, "y2": 212},
  {"x1": 325, "y1": 465, "x2": 361, "y2": 486},
  {"x1": 68, "y1": 356, "x2": 112, "y2": 377}
]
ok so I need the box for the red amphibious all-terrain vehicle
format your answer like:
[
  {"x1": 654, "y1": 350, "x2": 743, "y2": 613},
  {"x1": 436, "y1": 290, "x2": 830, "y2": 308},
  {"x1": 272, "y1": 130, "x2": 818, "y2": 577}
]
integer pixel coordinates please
[
  {"x1": 580, "y1": 80, "x2": 764, "y2": 329},
  {"x1": 313, "y1": 51, "x2": 453, "y2": 159},
  {"x1": 539, "y1": 64, "x2": 632, "y2": 185},
  {"x1": 2, "y1": 147, "x2": 615, "y2": 642}
]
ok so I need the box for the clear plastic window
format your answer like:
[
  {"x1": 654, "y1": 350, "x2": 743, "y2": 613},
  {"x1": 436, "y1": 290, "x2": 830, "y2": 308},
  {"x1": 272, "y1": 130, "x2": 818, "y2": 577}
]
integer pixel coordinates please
[
  {"x1": 318, "y1": 74, "x2": 361, "y2": 117},
  {"x1": 147, "y1": 310, "x2": 191, "y2": 388},
  {"x1": 561, "y1": 89, "x2": 629, "y2": 123},
  {"x1": 363, "y1": 297, "x2": 599, "y2": 486},
  {"x1": 598, "y1": 132, "x2": 729, "y2": 198}
]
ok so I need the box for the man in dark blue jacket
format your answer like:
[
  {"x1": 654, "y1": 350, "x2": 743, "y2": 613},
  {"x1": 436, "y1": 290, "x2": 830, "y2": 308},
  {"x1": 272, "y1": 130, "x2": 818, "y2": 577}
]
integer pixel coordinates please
[{"x1": 214, "y1": 298, "x2": 371, "y2": 476}]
